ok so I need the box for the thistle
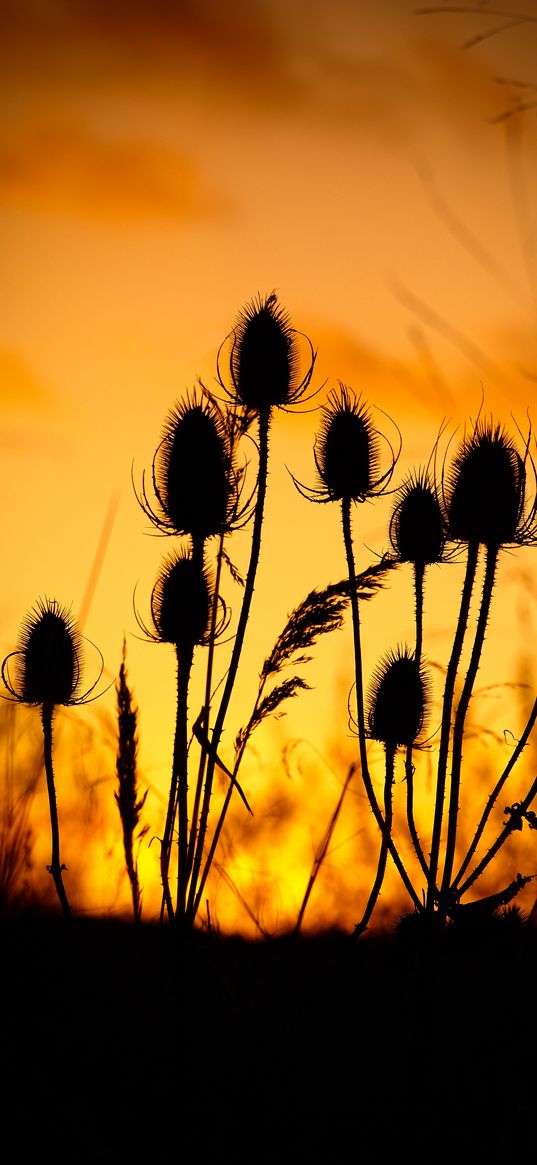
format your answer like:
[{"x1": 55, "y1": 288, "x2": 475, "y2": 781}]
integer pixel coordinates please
[
  {"x1": 223, "y1": 291, "x2": 316, "y2": 417},
  {"x1": 186, "y1": 293, "x2": 317, "y2": 926},
  {"x1": 294, "y1": 384, "x2": 418, "y2": 911},
  {"x1": 1, "y1": 598, "x2": 103, "y2": 919},
  {"x1": 135, "y1": 387, "x2": 244, "y2": 546},
  {"x1": 389, "y1": 469, "x2": 446, "y2": 878},
  {"x1": 436, "y1": 416, "x2": 537, "y2": 915},
  {"x1": 355, "y1": 648, "x2": 429, "y2": 937},
  {"x1": 137, "y1": 550, "x2": 220, "y2": 923}
]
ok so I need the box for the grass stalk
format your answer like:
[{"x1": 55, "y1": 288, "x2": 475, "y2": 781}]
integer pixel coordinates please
[
  {"x1": 452, "y1": 694, "x2": 537, "y2": 890},
  {"x1": 42, "y1": 702, "x2": 71, "y2": 921},
  {"x1": 187, "y1": 408, "x2": 271, "y2": 924},
  {"x1": 427, "y1": 540, "x2": 479, "y2": 912},
  {"x1": 439, "y1": 544, "x2": 499, "y2": 911},
  {"x1": 354, "y1": 744, "x2": 395, "y2": 937},
  {"x1": 341, "y1": 497, "x2": 420, "y2": 909}
]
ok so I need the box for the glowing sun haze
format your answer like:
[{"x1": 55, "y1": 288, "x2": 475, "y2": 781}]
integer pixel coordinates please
[{"x1": 1, "y1": 0, "x2": 536, "y2": 931}]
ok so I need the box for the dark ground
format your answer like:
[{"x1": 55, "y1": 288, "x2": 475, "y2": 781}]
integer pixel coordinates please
[{"x1": 3, "y1": 911, "x2": 536, "y2": 1163}]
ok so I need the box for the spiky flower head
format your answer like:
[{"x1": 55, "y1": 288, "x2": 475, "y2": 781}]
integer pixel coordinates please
[
  {"x1": 218, "y1": 292, "x2": 316, "y2": 416},
  {"x1": 137, "y1": 388, "x2": 242, "y2": 540},
  {"x1": 148, "y1": 551, "x2": 214, "y2": 651},
  {"x1": 390, "y1": 470, "x2": 446, "y2": 565},
  {"x1": 367, "y1": 647, "x2": 428, "y2": 749},
  {"x1": 2, "y1": 598, "x2": 83, "y2": 707},
  {"x1": 295, "y1": 383, "x2": 399, "y2": 505},
  {"x1": 446, "y1": 418, "x2": 537, "y2": 548}
]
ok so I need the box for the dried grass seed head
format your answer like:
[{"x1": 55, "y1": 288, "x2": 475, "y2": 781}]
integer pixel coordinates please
[
  {"x1": 220, "y1": 292, "x2": 316, "y2": 415},
  {"x1": 446, "y1": 418, "x2": 536, "y2": 548},
  {"x1": 2, "y1": 598, "x2": 83, "y2": 707},
  {"x1": 367, "y1": 647, "x2": 428, "y2": 749},
  {"x1": 390, "y1": 470, "x2": 446, "y2": 565},
  {"x1": 149, "y1": 551, "x2": 214, "y2": 650}
]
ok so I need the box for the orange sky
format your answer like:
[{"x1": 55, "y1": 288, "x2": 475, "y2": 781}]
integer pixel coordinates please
[{"x1": 1, "y1": 0, "x2": 536, "y2": 932}]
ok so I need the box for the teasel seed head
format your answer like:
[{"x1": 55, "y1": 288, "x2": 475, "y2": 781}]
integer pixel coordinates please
[
  {"x1": 390, "y1": 470, "x2": 446, "y2": 565},
  {"x1": 367, "y1": 647, "x2": 429, "y2": 749},
  {"x1": 2, "y1": 598, "x2": 83, "y2": 707},
  {"x1": 147, "y1": 551, "x2": 215, "y2": 651},
  {"x1": 445, "y1": 418, "x2": 537, "y2": 548},
  {"x1": 218, "y1": 291, "x2": 316, "y2": 416},
  {"x1": 294, "y1": 383, "x2": 400, "y2": 505},
  {"x1": 137, "y1": 388, "x2": 242, "y2": 540}
]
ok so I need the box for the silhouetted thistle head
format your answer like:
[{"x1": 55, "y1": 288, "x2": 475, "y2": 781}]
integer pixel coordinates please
[
  {"x1": 367, "y1": 647, "x2": 428, "y2": 749},
  {"x1": 145, "y1": 552, "x2": 217, "y2": 651},
  {"x1": 295, "y1": 383, "x2": 400, "y2": 504},
  {"x1": 2, "y1": 599, "x2": 87, "y2": 707},
  {"x1": 390, "y1": 470, "x2": 446, "y2": 565},
  {"x1": 445, "y1": 418, "x2": 537, "y2": 548},
  {"x1": 218, "y1": 292, "x2": 316, "y2": 416},
  {"x1": 137, "y1": 389, "x2": 243, "y2": 539}
]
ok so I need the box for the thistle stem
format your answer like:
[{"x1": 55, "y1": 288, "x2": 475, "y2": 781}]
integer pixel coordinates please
[
  {"x1": 427, "y1": 540, "x2": 479, "y2": 914},
  {"x1": 405, "y1": 561, "x2": 429, "y2": 880},
  {"x1": 187, "y1": 532, "x2": 225, "y2": 880},
  {"x1": 187, "y1": 407, "x2": 271, "y2": 924},
  {"x1": 160, "y1": 643, "x2": 194, "y2": 924},
  {"x1": 457, "y1": 771, "x2": 537, "y2": 900},
  {"x1": 42, "y1": 702, "x2": 71, "y2": 921},
  {"x1": 354, "y1": 744, "x2": 395, "y2": 937},
  {"x1": 341, "y1": 498, "x2": 420, "y2": 910},
  {"x1": 453, "y1": 695, "x2": 537, "y2": 890},
  {"x1": 439, "y1": 544, "x2": 499, "y2": 913}
]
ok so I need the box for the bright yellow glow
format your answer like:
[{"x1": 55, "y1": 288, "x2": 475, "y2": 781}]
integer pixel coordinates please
[{"x1": 1, "y1": 1, "x2": 536, "y2": 934}]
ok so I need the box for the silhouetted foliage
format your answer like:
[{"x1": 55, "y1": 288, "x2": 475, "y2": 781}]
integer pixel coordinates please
[{"x1": 115, "y1": 638, "x2": 148, "y2": 923}]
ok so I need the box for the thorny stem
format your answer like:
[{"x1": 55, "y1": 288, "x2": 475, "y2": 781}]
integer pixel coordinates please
[
  {"x1": 453, "y1": 695, "x2": 537, "y2": 890},
  {"x1": 160, "y1": 643, "x2": 194, "y2": 923},
  {"x1": 175, "y1": 643, "x2": 195, "y2": 924},
  {"x1": 405, "y1": 561, "x2": 429, "y2": 880},
  {"x1": 186, "y1": 532, "x2": 226, "y2": 880},
  {"x1": 427, "y1": 540, "x2": 479, "y2": 914},
  {"x1": 457, "y1": 771, "x2": 537, "y2": 899},
  {"x1": 341, "y1": 497, "x2": 420, "y2": 911},
  {"x1": 42, "y1": 702, "x2": 71, "y2": 922},
  {"x1": 188, "y1": 408, "x2": 271, "y2": 924},
  {"x1": 354, "y1": 745, "x2": 395, "y2": 937},
  {"x1": 439, "y1": 544, "x2": 499, "y2": 914}
]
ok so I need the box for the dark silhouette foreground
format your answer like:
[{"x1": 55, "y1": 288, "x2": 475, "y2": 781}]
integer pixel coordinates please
[{"x1": 4, "y1": 912, "x2": 536, "y2": 1162}]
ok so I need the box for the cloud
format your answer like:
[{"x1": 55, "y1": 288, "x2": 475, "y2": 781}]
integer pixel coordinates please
[
  {"x1": 0, "y1": 120, "x2": 228, "y2": 220},
  {"x1": 0, "y1": 0, "x2": 299, "y2": 110}
]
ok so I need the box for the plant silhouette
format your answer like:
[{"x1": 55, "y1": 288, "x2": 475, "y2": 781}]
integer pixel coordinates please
[
  {"x1": 135, "y1": 293, "x2": 319, "y2": 929},
  {"x1": 2, "y1": 300, "x2": 536, "y2": 938},
  {"x1": 294, "y1": 384, "x2": 422, "y2": 915},
  {"x1": 1, "y1": 598, "x2": 104, "y2": 919},
  {"x1": 115, "y1": 637, "x2": 148, "y2": 923}
]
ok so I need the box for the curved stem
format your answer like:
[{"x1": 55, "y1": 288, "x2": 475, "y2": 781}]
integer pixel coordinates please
[
  {"x1": 42, "y1": 702, "x2": 71, "y2": 921},
  {"x1": 453, "y1": 694, "x2": 537, "y2": 889},
  {"x1": 341, "y1": 498, "x2": 420, "y2": 910},
  {"x1": 187, "y1": 532, "x2": 225, "y2": 879},
  {"x1": 354, "y1": 744, "x2": 395, "y2": 937},
  {"x1": 175, "y1": 643, "x2": 195, "y2": 924},
  {"x1": 187, "y1": 407, "x2": 271, "y2": 924},
  {"x1": 427, "y1": 540, "x2": 479, "y2": 914},
  {"x1": 160, "y1": 643, "x2": 194, "y2": 923},
  {"x1": 405, "y1": 562, "x2": 429, "y2": 879},
  {"x1": 439, "y1": 544, "x2": 499, "y2": 911},
  {"x1": 458, "y1": 771, "x2": 537, "y2": 899}
]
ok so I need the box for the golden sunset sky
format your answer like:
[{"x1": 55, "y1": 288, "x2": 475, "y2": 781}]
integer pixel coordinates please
[{"x1": 1, "y1": 1, "x2": 536, "y2": 931}]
